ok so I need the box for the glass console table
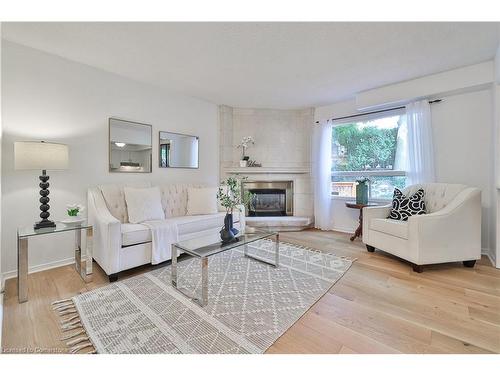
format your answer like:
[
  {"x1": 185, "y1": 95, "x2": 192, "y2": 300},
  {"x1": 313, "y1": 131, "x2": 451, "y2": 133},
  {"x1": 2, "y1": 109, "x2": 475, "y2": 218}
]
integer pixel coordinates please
[{"x1": 17, "y1": 221, "x2": 93, "y2": 303}]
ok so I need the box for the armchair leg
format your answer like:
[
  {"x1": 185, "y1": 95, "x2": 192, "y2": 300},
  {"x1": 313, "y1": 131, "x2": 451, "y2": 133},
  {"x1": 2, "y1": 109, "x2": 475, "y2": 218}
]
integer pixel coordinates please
[
  {"x1": 463, "y1": 260, "x2": 476, "y2": 268},
  {"x1": 366, "y1": 245, "x2": 375, "y2": 253},
  {"x1": 412, "y1": 264, "x2": 424, "y2": 273},
  {"x1": 108, "y1": 273, "x2": 119, "y2": 282}
]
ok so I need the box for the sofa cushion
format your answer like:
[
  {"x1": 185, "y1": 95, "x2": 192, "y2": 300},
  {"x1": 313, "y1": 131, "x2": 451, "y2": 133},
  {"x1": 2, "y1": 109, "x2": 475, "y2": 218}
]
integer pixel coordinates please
[
  {"x1": 99, "y1": 183, "x2": 214, "y2": 222},
  {"x1": 388, "y1": 188, "x2": 426, "y2": 221},
  {"x1": 121, "y1": 223, "x2": 152, "y2": 246},
  {"x1": 120, "y1": 212, "x2": 235, "y2": 247},
  {"x1": 186, "y1": 187, "x2": 218, "y2": 215},
  {"x1": 172, "y1": 213, "x2": 227, "y2": 235},
  {"x1": 99, "y1": 182, "x2": 151, "y2": 223},
  {"x1": 370, "y1": 218, "x2": 408, "y2": 240},
  {"x1": 124, "y1": 186, "x2": 165, "y2": 223},
  {"x1": 160, "y1": 184, "x2": 203, "y2": 218}
]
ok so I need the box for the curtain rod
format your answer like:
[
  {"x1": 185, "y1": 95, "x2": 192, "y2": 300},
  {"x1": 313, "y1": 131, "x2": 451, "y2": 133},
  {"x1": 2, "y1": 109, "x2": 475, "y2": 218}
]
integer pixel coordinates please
[{"x1": 315, "y1": 99, "x2": 442, "y2": 124}]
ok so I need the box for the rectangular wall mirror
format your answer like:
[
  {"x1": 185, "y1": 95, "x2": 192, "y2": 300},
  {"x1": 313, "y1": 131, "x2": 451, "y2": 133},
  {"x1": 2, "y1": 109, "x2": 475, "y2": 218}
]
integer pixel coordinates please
[
  {"x1": 159, "y1": 131, "x2": 199, "y2": 169},
  {"x1": 109, "y1": 118, "x2": 152, "y2": 173}
]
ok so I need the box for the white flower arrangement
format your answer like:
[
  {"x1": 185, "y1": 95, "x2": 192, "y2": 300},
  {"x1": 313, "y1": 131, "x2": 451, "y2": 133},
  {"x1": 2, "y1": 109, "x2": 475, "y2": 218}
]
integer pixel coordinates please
[
  {"x1": 67, "y1": 203, "x2": 85, "y2": 217},
  {"x1": 236, "y1": 136, "x2": 255, "y2": 159}
]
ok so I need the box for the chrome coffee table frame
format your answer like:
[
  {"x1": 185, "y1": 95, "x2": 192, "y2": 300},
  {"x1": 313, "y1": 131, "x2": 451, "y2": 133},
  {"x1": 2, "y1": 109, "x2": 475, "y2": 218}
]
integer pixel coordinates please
[{"x1": 171, "y1": 230, "x2": 279, "y2": 307}]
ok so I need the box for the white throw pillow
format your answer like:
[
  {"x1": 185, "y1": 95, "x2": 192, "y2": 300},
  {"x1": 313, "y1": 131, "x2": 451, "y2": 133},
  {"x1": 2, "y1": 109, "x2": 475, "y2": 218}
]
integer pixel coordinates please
[
  {"x1": 186, "y1": 187, "x2": 218, "y2": 215},
  {"x1": 124, "y1": 186, "x2": 165, "y2": 223}
]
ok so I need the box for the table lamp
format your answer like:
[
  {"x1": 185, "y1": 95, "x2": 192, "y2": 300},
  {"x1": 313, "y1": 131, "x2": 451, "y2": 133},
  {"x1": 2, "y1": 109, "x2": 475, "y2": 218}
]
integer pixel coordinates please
[{"x1": 14, "y1": 141, "x2": 69, "y2": 229}]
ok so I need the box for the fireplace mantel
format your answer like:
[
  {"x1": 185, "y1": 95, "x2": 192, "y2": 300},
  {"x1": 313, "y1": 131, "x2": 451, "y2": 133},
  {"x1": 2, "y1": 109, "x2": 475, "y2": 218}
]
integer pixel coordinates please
[{"x1": 224, "y1": 167, "x2": 309, "y2": 175}]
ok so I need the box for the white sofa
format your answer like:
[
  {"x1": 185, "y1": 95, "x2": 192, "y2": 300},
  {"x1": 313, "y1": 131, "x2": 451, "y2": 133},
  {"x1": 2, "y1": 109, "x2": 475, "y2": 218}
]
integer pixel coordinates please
[
  {"x1": 362, "y1": 183, "x2": 481, "y2": 272},
  {"x1": 87, "y1": 183, "x2": 245, "y2": 281}
]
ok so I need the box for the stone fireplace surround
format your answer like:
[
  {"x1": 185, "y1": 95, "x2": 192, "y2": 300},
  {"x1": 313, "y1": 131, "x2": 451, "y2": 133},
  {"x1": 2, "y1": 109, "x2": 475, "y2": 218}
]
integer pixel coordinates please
[
  {"x1": 223, "y1": 169, "x2": 314, "y2": 231},
  {"x1": 219, "y1": 105, "x2": 314, "y2": 231},
  {"x1": 234, "y1": 173, "x2": 313, "y2": 231}
]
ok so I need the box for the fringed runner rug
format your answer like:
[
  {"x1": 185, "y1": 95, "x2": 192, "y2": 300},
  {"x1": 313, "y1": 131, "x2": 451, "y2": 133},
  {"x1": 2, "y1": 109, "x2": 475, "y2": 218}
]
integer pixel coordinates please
[{"x1": 53, "y1": 239, "x2": 354, "y2": 354}]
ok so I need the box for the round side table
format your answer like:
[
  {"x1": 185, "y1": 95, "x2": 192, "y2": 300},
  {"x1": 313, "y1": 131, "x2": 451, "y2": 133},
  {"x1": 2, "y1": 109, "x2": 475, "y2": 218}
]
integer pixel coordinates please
[{"x1": 345, "y1": 201, "x2": 380, "y2": 241}]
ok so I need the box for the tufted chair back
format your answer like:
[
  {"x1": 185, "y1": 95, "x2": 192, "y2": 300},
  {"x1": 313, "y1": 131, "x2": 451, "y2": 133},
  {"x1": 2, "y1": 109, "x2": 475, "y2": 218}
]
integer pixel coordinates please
[
  {"x1": 99, "y1": 182, "x2": 152, "y2": 223},
  {"x1": 403, "y1": 183, "x2": 468, "y2": 213}
]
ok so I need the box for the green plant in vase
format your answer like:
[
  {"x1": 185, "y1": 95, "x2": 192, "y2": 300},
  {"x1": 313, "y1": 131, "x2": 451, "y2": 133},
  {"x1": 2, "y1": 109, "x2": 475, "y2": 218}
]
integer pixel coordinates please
[
  {"x1": 66, "y1": 203, "x2": 84, "y2": 217},
  {"x1": 217, "y1": 176, "x2": 253, "y2": 243}
]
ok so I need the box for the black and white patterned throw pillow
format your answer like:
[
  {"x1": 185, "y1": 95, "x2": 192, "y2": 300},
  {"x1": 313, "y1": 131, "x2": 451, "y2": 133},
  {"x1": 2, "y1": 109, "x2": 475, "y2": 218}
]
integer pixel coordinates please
[{"x1": 388, "y1": 188, "x2": 426, "y2": 221}]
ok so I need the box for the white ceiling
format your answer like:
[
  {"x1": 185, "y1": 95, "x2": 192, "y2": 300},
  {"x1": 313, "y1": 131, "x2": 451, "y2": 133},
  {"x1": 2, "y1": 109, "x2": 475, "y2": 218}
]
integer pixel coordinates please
[{"x1": 2, "y1": 22, "x2": 499, "y2": 109}]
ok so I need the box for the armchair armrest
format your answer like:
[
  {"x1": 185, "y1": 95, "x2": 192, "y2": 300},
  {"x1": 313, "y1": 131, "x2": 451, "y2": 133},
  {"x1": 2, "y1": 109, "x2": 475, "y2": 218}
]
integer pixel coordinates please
[
  {"x1": 408, "y1": 188, "x2": 481, "y2": 264},
  {"x1": 362, "y1": 204, "x2": 391, "y2": 243},
  {"x1": 87, "y1": 187, "x2": 122, "y2": 275}
]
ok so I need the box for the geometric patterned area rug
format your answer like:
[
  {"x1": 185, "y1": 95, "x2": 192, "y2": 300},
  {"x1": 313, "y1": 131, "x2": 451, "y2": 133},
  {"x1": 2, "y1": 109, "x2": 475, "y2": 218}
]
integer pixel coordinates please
[{"x1": 55, "y1": 239, "x2": 354, "y2": 354}]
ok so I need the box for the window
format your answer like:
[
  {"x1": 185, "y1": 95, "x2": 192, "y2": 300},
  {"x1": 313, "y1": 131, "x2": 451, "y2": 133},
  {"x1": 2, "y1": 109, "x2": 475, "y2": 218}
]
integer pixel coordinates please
[
  {"x1": 160, "y1": 143, "x2": 170, "y2": 167},
  {"x1": 331, "y1": 110, "x2": 407, "y2": 200}
]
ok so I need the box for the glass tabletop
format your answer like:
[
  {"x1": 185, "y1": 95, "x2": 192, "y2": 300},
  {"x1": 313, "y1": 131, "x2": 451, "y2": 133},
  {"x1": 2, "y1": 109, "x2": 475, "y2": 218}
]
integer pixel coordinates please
[
  {"x1": 174, "y1": 229, "x2": 277, "y2": 258},
  {"x1": 345, "y1": 201, "x2": 381, "y2": 208},
  {"x1": 18, "y1": 220, "x2": 92, "y2": 238}
]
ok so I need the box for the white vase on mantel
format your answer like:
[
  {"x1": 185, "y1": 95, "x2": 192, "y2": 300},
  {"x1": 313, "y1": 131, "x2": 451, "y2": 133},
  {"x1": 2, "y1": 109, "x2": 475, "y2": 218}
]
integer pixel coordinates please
[{"x1": 239, "y1": 160, "x2": 248, "y2": 167}]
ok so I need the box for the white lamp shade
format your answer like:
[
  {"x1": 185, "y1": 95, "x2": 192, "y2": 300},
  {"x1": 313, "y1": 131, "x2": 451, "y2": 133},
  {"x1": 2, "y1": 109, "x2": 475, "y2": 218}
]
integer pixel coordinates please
[{"x1": 14, "y1": 141, "x2": 69, "y2": 170}]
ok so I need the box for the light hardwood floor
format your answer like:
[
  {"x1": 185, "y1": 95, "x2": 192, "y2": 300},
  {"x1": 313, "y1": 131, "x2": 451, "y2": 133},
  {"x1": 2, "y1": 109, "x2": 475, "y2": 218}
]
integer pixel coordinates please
[{"x1": 2, "y1": 229, "x2": 500, "y2": 354}]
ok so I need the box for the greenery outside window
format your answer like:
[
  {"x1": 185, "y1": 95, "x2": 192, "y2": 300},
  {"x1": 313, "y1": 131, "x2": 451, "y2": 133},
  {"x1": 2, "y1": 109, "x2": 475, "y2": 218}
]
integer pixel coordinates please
[
  {"x1": 331, "y1": 110, "x2": 407, "y2": 200},
  {"x1": 160, "y1": 143, "x2": 170, "y2": 167}
]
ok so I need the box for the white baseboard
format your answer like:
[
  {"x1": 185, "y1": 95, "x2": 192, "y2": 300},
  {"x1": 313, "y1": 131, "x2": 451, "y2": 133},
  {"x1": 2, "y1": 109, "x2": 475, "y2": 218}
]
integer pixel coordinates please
[{"x1": 2, "y1": 257, "x2": 76, "y2": 281}]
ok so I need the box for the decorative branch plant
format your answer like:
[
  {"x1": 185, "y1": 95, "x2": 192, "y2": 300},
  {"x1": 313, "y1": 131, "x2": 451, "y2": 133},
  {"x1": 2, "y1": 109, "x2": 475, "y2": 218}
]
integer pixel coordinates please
[
  {"x1": 217, "y1": 176, "x2": 253, "y2": 215},
  {"x1": 236, "y1": 136, "x2": 255, "y2": 160}
]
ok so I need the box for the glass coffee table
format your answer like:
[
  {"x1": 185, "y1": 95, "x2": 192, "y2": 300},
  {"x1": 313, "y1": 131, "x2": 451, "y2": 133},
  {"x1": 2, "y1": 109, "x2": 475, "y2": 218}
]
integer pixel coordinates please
[{"x1": 171, "y1": 229, "x2": 279, "y2": 307}]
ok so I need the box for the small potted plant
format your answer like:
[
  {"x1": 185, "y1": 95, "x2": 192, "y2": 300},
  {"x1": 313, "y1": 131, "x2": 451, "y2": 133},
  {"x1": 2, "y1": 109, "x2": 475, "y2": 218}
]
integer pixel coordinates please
[
  {"x1": 236, "y1": 136, "x2": 255, "y2": 167},
  {"x1": 355, "y1": 178, "x2": 370, "y2": 205},
  {"x1": 217, "y1": 176, "x2": 252, "y2": 243}
]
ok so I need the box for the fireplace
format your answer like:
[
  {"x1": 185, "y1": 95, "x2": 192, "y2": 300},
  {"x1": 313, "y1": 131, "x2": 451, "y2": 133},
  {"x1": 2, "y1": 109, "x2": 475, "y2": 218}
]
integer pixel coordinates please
[{"x1": 242, "y1": 181, "x2": 293, "y2": 217}]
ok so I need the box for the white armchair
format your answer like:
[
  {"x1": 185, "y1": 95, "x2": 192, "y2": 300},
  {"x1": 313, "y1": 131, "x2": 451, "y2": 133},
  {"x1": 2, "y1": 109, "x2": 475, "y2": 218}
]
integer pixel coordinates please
[{"x1": 362, "y1": 183, "x2": 481, "y2": 272}]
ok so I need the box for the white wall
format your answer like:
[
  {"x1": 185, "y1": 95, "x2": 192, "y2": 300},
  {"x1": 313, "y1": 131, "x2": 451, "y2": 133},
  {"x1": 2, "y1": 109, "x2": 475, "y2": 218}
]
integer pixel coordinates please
[
  {"x1": 1, "y1": 41, "x2": 219, "y2": 277},
  {"x1": 355, "y1": 62, "x2": 494, "y2": 110},
  {"x1": 315, "y1": 89, "x2": 495, "y2": 254},
  {"x1": 495, "y1": 43, "x2": 500, "y2": 267},
  {"x1": 0, "y1": 24, "x2": 3, "y2": 291},
  {"x1": 431, "y1": 89, "x2": 493, "y2": 253},
  {"x1": 496, "y1": 44, "x2": 500, "y2": 84},
  {"x1": 493, "y1": 82, "x2": 499, "y2": 266}
]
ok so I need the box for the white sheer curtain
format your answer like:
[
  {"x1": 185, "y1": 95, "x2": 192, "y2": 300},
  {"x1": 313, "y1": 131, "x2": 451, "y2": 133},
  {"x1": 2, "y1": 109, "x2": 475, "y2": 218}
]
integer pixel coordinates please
[
  {"x1": 405, "y1": 100, "x2": 436, "y2": 185},
  {"x1": 312, "y1": 120, "x2": 334, "y2": 230}
]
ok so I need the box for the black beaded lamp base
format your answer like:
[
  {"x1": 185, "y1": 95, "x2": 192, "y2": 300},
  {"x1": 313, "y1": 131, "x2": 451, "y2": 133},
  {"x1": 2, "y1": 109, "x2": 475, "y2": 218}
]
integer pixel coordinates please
[
  {"x1": 34, "y1": 219, "x2": 56, "y2": 230},
  {"x1": 34, "y1": 170, "x2": 56, "y2": 230}
]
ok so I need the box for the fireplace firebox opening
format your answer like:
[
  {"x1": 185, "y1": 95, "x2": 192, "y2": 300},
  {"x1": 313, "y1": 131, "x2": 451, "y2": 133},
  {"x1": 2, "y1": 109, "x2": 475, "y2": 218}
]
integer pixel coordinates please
[{"x1": 242, "y1": 181, "x2": 293, "y2": 217}]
